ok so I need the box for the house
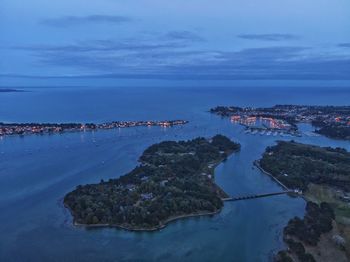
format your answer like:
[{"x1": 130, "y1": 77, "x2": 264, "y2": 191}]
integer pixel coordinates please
[
  {"x1": 126, "y1": 184, "x2": 136, "y2": 191},
  {"x1": 141, "y1": 193, "x2": 153, "y2": 200}
]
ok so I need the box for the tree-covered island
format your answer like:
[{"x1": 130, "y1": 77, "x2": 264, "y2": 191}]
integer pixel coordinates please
[
  {"x1": 64, "y1": 135, "x2": 240, "y2": 231},
  {"x1": 259, "y1": 141, "x2": 350, "y2": 261}
]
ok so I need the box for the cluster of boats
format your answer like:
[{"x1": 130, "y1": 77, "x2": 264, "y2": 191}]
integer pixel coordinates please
[{"x1": 244, "y1": 128, "x2": 300, "y2": 137}]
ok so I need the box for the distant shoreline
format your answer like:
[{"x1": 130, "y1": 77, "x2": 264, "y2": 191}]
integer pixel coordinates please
[
  {"x1": 0, "y1": 120, "x2": 188, "y2": 137},
  {"x1": 0, "y1": 88, "x2": 25, "y2": 93}
]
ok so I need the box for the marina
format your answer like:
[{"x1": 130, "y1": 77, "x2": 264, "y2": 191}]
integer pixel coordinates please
[{"x1": 243, "y1": 127, "x2": 301, "y2": 137}]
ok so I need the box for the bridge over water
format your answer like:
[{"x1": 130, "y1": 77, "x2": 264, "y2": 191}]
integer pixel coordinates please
[
  {"x1": 224, "y1": 190, "x2": 295, "y2": 202},
  {"x1": 223, "y1": 160, "x2": 301, "y2": 202}
]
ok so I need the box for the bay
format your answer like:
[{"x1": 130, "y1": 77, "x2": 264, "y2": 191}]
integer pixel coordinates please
[{"x1": 0, "y1": 85, "x2": 349, "y2": 261}]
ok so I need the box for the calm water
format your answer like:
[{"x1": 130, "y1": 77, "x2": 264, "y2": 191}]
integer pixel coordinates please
[{"x1": 0, "y1": 86, "x2": 349, "y2": 262}]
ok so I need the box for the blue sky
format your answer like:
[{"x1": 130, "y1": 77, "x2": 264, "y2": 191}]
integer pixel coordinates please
[{"x1": 1, "y1": 0, "x2": 350, "y2": 84}]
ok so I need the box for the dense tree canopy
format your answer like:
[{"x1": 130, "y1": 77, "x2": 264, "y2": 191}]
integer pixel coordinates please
[
  {"x1": 260, "y1": 141, "x2": 350, "y2": 191},
  {"x1": 64, "y1": 135, "x2": 240, "y2": 230}
]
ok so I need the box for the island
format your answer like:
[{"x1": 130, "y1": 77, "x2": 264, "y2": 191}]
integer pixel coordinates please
[
  {"x1": 258, "y1": 141, "x2": 350, "y2": 262},
  {"x1": 0, "y1": 120, "x2": 188, "y2": 137},
  {"x1": 64, "y1": 135, "x2": 240, "y2": 231},
  {"x1": 210, "y1": 105, "x2": 350, "y2": 140}
]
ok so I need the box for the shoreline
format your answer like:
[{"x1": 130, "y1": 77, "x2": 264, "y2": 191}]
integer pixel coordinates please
[
  {"x1": 255, "y1": 141, "x2": 350, "y2": 261},
  {"x1": 70, "y1": 208, "x2": 222, "y2": 232},
  {"x1": 253, "y1": 160, "x2": 290, "y2": 191}
]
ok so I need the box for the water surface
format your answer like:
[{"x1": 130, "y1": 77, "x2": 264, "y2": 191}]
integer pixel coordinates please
[{"x1": 0, "y1": 86, "x2": 349, "y2": 261}]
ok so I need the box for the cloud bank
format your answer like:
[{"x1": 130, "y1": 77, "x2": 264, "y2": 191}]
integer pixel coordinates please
[
  {"x1": 13, "y1": 37, "x2": 350, "y2": 80},
  {"x1": 237, "y1": 34, "x2": 298, "y2": 41}
]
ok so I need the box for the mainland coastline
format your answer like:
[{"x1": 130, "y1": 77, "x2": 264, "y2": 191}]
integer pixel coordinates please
[{"x1": 257, "y1": 141, "x2": 350, "y2": 262}]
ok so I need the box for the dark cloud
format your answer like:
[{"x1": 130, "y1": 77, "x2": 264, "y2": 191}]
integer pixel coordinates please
[
  {"x1": 237, "y1": 33, "x2": 298, "y2": 41},
  {"x1": 24, "y1": 41, "x2": 350, "y2": 80},
  {"x1": 3, "y1": 56, "x2": 350, "y2": 81},
  {"x1": 218, "y1": 46, "x2": 308, "y2": 64},
  {"x1": 41, "y1": 15, "x2": 132, "y2": 27},
  {"x1": 164, "y1": 31, "x2": 205, "y2": 42},
  {"x1": 13, "y1": 33, "x2": 350, "y2": 80},
  {"x1": 338, "y1": 43, "x2": 350, "y2": 48},
  {"x1": 16, "y1": 31, "x2": 203, "y2": 54},
  {"x1": 14, "y1": 40, "x2": 187, "y2": 53}
]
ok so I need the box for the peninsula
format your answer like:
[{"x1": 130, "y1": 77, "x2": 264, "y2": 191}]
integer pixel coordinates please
[
  {"x1": 0, "y1": 120, "x2": 188, "y2": 137},
  {"x1": 259, "y1": 141, "x2": 350, "y2": 262},
  {"x1": 64, "y1": 135, "x2": 240, "y2": 231},
  {"x1": 210, "y1": 105, "x2": 350, "y2": 140}
]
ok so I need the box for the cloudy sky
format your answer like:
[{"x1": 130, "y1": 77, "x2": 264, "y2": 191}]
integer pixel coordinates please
[{"x1": 1, "y1": 0, "x2": 350, "y2": 83}]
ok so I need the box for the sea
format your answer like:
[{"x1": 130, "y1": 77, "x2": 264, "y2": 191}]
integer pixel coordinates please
[{"x1": 0, "y1": 83, "x2": 349, "y2": 262}]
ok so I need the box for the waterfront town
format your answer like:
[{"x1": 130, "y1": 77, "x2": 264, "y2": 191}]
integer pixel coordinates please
[
  {"x1": 0, "y1": 120, "x2": 188, "y2": 137},
  {"x1": 230, "y1": 115, "x2": 300, "y2": 137},
  {"x1": 211, "y1": 105, "x2": 350, "y2": 139}
]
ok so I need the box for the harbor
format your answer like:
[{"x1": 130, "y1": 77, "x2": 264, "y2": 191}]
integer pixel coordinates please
[{"x1": 243, "y1": 126, "x2": 301, "y2": 137}]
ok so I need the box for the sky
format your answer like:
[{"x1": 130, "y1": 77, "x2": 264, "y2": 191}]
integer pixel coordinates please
[{"x1": 1, "y1": 0, "x2": 350, "y2": 85}]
